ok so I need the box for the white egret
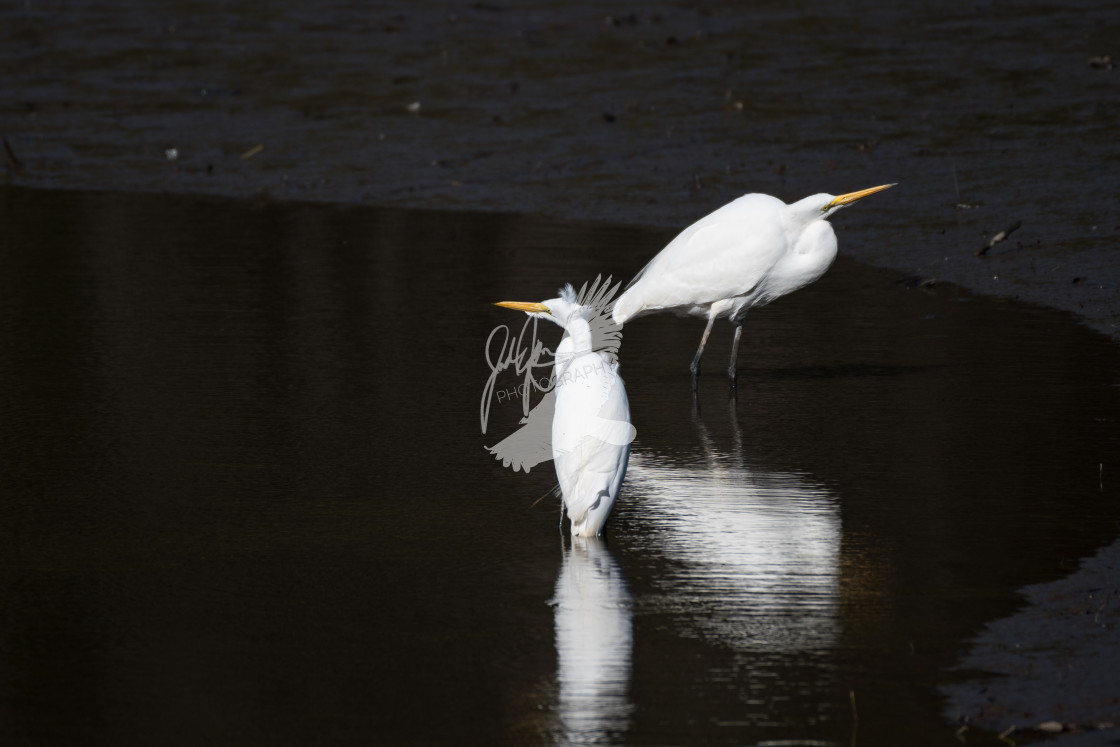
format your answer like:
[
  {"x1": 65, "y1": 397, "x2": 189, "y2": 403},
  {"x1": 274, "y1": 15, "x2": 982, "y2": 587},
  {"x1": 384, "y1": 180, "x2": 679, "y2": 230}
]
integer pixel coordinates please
[
  {"x1": 496, "y1": 285, "x2": 634, "y2": 537},
  {"x1": 611, "y1": 184, "x2": 895, "y2": 388}
]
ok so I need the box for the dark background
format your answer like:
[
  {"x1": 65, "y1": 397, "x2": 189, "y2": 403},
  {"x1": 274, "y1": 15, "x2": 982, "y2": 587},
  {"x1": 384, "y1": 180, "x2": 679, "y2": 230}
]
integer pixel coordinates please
[
  {"x1": 2, "y1": 2, "x2": 1119, "y2": 745},
  {"x1": 3, "y1": 0, "x2": 1118, "y2": 334}
]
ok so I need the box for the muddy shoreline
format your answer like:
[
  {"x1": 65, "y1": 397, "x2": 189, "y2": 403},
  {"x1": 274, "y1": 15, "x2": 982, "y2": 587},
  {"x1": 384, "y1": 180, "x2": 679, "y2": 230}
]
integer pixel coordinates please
[
  {"x1": 944, "y1": 540, "x2": 1120, "y2": 744},
  {"x1": 4, "y1": 1, "x2": 1119, "y2": 338}
]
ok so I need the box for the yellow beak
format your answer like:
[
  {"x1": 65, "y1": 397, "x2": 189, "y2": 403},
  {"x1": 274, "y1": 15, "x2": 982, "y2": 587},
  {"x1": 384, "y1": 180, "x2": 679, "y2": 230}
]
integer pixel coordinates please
[
  {"x1": 494, "y1": 301, "x2": 551, "y2": 314},
  {"x1": 826, "y1": 183, "x2": 896, "y2": 209}
]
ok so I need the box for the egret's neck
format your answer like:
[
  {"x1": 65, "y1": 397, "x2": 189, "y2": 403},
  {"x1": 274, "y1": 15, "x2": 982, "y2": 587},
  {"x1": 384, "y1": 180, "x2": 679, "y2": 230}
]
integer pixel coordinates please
[
  {"x1": 558, "y1": 317, "x2": 593, "y2": 359},
  {"x1": 783, "y1": 196, "x2": 831, "y2": 235}
]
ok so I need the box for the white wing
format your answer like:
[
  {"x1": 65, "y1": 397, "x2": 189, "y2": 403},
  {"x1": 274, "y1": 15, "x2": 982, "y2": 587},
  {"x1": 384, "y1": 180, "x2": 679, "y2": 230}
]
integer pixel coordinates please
[{"x1": 615, "y1": 194, "x2": 790, "y2": 320}]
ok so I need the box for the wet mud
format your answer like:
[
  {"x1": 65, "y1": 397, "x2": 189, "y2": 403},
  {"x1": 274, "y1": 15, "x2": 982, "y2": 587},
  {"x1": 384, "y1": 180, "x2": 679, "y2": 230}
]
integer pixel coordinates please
[
  {"x1": 2, "y1": 1, "x2": 1119, "y2": 337},
  {"x1": 944, "y1": 539, "x2": 1120, "y2": 741}
]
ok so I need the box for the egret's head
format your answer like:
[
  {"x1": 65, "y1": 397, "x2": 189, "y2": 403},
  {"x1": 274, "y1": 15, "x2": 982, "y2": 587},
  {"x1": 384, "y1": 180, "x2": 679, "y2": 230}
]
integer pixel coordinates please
[
  {"x1": 816, "y1": 183, "x2": 895, "y2": 219},
  {"x1": 495, "y1": 278, "x2": 624, "y2": 361},
  {"x1": 495, "y1": 284, "x2": 588, "y2": 329}
]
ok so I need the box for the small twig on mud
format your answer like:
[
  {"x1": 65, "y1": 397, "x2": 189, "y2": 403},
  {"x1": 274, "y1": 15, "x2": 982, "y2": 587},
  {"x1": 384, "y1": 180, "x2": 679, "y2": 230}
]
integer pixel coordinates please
[
  {"x1": 1, "y1": 133, "x2": 23, "y2": 172},
  {"x1": 1094, "y1": 590, "x2": 1114, "y2": 623},
  {"x1": 975, "y1": 220, "x2": 1022, "y2": 256}
]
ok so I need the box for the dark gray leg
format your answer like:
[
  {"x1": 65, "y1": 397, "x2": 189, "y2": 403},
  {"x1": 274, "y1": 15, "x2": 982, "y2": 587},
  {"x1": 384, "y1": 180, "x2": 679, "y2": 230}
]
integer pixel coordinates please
[
  {"x1": 690, "y1": 312, "x2": 717, "y2": 391},
  {"x1": 558, "y1": 501, "x2": 566, "y2": 534},
  {"x1": 728, "y1": 322, "x2": 744, "y2": 388}
]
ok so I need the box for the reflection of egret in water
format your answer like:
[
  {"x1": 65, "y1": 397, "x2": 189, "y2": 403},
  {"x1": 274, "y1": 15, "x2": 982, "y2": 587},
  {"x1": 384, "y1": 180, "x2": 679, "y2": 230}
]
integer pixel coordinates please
[
  {"x1": 550, "y1": 537, "x2": 633, "y2": 744},
  {"x1": 626, "y1": 401, "x2": 841, "y2": 652}
]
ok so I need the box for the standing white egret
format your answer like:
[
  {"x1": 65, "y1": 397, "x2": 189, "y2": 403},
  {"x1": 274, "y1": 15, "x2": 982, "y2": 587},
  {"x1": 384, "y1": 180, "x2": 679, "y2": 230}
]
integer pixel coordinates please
[
  {"x1": 611, "y1": 184, "x2": 895, "y2": 388},
  {"x1": 496, "y1": 285, "x2": 634, "y2": 537}
]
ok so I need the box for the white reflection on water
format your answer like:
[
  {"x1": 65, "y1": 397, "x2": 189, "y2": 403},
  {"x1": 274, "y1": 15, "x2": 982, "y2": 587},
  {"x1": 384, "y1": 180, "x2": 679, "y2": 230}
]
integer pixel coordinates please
[
  {"x1": 625, "y1": 411, "x2": 841, "y2": 652},
  {"x1": 551, "y1": 536, "x2": 633, "y2": 743}
]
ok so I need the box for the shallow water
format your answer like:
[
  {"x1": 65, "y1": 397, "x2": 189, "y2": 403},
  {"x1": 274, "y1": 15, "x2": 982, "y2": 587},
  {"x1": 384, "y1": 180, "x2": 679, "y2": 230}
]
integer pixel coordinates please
[{"x1": 1, "y1": 186, "x2": 1118, "y2": 745}]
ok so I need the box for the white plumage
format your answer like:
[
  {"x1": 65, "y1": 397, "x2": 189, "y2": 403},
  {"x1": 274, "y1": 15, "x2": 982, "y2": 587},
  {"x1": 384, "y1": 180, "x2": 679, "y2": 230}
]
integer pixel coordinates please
[
  {"x1": 495, "y1": 284, "x2": 634, "y2": 537},
  {"x1": 612, "y1": 184, "x2": 894, "y2": 388}
]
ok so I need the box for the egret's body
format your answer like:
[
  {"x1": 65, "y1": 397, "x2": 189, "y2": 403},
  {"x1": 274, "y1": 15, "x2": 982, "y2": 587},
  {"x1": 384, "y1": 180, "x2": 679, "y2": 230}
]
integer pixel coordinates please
[
  {"x1": 497, "y1": 287, "x2": 633, "y2": 537},
  {"x1": 611, "y1": 184, "x2": 894, "y2": 387}
]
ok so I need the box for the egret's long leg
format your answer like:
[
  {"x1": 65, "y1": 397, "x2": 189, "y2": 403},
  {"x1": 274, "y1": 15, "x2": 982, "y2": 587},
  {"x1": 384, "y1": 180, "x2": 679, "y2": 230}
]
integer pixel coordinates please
[
  {"x1": 558, "y1": 500, "x2": 566, "y2": 534},
  {"x1": 728, "y1": 322, "x2": 744, "y2": 388},
  {"x1": 690, "y1": 312, "x2": 717, "y2": 390}
]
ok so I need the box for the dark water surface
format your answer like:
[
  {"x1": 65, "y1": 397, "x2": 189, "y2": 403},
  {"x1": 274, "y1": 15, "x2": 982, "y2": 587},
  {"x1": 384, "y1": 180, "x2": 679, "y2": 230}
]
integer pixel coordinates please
[{"x1": 2, "y1": 186, "x2": 1119, "y2": 746}]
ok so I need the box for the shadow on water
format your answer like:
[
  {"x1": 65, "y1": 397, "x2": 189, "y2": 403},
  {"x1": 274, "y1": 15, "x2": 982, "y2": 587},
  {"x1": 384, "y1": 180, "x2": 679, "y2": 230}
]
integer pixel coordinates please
[{"x1": 1, "y1": 186, "x2": 1119, "y2": 745}]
